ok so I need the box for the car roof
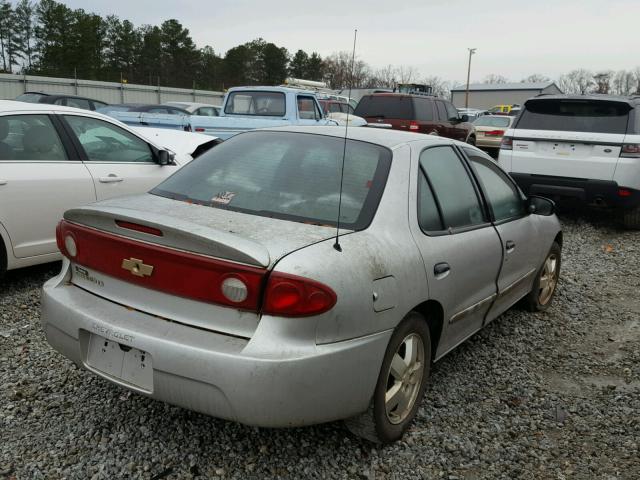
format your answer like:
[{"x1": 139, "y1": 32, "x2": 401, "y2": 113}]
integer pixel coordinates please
[
  {"x1": 362, "y1": 93, "x2": 437, "y2": 100},
  {"x1": 227, "y1": 86, "x2": 316, "y2": 95},
  {"x1": 21, "y1": 92, "x2": 100, "y2": 101},
  {"x1": 259, "y1": 125, "x2": 457, "y2": 149},
  {"x1": 530, "y1": 93, "x2": 640, "y2": 106},
  {"x1": 0, "y1": 99, "x2": 95, "y2": 114}
]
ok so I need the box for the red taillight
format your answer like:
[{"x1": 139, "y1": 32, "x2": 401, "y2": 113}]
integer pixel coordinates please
[
  {"x1": 115, "y1": 220, "x2": 163, "y2": 237},
  {"x1": 195, "y1": 127, "x2": 205, "y2": 133},
  {"x1": 409, "y1": 121, "x2": 419, "y2": 131},
  {"x1": 500, "y1": 136, "x2": 513, "y2": 150},
  {"x1": 57, "y1": 220, "x2": 266, "y2": 311},
  {"x1": 618, "y1": 188, "x2": 632, "y2": 197},
  {"x1": 485, "y1": 129, "x2": 505, "y2": 136},
  {"x1": 621, "y1": 144, "x2": 640, "y2": 158},
  {"x1": 263, "y1": 272, "x2": 337, "y2": 317}
]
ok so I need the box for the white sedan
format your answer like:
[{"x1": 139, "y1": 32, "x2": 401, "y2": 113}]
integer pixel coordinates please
[{"x1": 0, "y1": 100, "x2": 218, "y2": 275}]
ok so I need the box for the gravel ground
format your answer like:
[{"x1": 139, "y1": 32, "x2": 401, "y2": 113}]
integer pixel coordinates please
[{"x1": 1, "y1": 210, "x2": 639, "y2": 480}]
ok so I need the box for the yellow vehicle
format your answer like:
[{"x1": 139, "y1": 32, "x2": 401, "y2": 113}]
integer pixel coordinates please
[{"x1": 488, "y1": 104, "x2": 519, "y2": 114}]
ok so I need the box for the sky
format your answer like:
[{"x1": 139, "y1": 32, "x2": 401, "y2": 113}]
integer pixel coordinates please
[{"x1": 62, "y1": 0, "x2": 640, "y2": 85}]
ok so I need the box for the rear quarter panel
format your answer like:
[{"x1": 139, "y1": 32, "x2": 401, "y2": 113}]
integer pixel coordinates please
[{"x1": 270, "y1": 145, "x2": 429, "y2": 344}]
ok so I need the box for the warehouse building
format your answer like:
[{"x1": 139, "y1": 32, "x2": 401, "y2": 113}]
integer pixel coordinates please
[{"x1": 450, "y1": 82, "x2": 563, "y2": 109}]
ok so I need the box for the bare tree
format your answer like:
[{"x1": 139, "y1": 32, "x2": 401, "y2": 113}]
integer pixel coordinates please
[
  {"x1": 422, "y1": 75, "x2": 454, "y2": 98},
  {"x1": 557, "y1": 69, "x2": 594, "y2": 94},
  {"x1": 593, "y1": 71, "x2": 614, "y2": 94},
  {"x1": 396, "y1": 65, "x2": 418, "y2": 84},
  {"x1": 483, "y1": 74, "x2": 508, "y2": 84},
  {"x1": 521, "y1": 74, "x2": 550, "y2": 83}
]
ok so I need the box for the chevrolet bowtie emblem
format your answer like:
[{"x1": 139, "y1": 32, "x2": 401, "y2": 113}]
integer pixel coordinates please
[{"x1": 121, "y1": 258, "x2": 154, "y2": 277}]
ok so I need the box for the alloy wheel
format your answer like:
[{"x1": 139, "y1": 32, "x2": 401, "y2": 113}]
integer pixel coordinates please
[
  {"x1": 538, "y1": 253, "x2": 558, "y2": 305},
  {"x1": 384, "y1": 333, "x2": 425, "y2": 424}
]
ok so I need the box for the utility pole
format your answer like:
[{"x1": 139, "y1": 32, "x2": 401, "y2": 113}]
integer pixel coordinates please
[{"x1": 465, "y1": 48, "x2": 476, "y2": 109}]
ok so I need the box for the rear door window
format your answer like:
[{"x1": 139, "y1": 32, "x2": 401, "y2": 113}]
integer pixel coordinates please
[
  {"x1": 414, "y1": 99, "x2": 434, "y2": 121},
  {"x1": 419, "y1": 146, "x2": 486, "y2": 230},
  {"x1": 444, "y1": 101, "x2": 459, "y2": 121},
  {"x1": 354, "y1": 96, "x2": 415, "y2": 119},
  {"x1": 435, "y1": 101, "x2": 447, "y2": 121},
  {"x1": 0, "y1": 114, "x2": 68, "y2": 161},
  {"x1": 517, "y1": 99, "x2": 631, "y2": 134}
]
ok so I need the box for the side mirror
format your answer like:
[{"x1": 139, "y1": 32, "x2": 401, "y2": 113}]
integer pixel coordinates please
[
  {"x1": 156, "y1": 149, "x2": 174, "y2": 166},
  {"x1": 527, "y1": 195, "x2": 555, "y2": 216},
  {"x1": 459, "y1": 114, "x2": 469, "y2": 122}
]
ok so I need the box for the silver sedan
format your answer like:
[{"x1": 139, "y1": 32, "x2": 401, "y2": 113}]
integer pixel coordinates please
[{"x1": 41, "y1": 126, "x2": 562, "y2": 443}]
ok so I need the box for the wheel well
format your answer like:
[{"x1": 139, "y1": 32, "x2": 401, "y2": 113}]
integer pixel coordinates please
[
  {"x1": 0, "y1": 233, "x2": 6, "y2": 275},
  {"x1": 554, "y1": 231, "x2": 563, "y2": 248},
  {"x1": 412, "y1": 300, "x2": 444, "y2": 360}
]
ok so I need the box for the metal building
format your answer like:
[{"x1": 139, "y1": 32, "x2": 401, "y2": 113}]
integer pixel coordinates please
[{"x1": 450, "y1": 82, "x2": 563, "y2": 109}]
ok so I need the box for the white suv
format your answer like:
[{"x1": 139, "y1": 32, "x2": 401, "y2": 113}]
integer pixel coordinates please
[{"x1": 498, "y1": 95, "x2": 640, "y2": 228}]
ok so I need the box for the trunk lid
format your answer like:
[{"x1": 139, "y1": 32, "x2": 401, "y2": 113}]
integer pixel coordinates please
[{"x1": 62, "y1": 193, "x2": 337, "y2": 337}]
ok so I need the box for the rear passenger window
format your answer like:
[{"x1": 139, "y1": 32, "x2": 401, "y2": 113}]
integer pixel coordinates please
[
  {"x1": 419, "y1": 146, "x2": 485, "y2": 230},
  {"x1": 464, "y1": 149, "x2": 525, "y2": 222},
  {"x1": 417, "y1": 171, "x2": 443, "y2": 231},
  {"x1": 444, "y1": 102, "x2": 459, "y2": 120},
  {"x1": 66, "y1": 98, "x2": 92, "y2": 110},
  {"x1": 414, "y1": 99, "x2": 434, "y2": 121},
  {"x1": 0, "y1": 114, "x2": 68, "y2": 161},
  {"x1": 435, "y1": 102, "x2": 447, "y2": 121}
]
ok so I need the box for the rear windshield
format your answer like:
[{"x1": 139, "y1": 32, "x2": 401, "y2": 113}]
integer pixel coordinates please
[
  {"x1": 15, "y1": 93, "x2": 46, "y2": 103},
  {"x1": 473, "y1": 116, "x2": 511, "y2": 127},
  {"x1": 517, "y1": 99, "x2": 631, "y2": 134},
  {"x1": 152, "y1": 131, "x2": 391, "y2": 230},
  {"x1": 224, "y1": 91, "x2": 285, "y2": 116},
  {"x1": 354, "y1": 96, "x2": 415, "y2": 119}
]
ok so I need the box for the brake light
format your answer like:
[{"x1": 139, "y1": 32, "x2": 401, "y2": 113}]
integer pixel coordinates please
[
  {"x1": 618, "y1": 188, "x2": 632, "y2": 197},
  {"x1": 485, "y1": 130, "x2": 505, "y2": 136},
  {"x1": 263, "y1": 272, "x2": 337, "y2": 317},
  {"x1": 409, "y1": 121, "x2": 419, "y2": 131},
  {"x1": 56, "y1": 220, "x2": 266, "y2": 311},
  {"x1": 115, "y1": 220, "x2": 163, "y2": 237},
  {"x1": 500, "y1": 136, "x2": 513, "y2": 150},
  {"x1": 195, "y1": 127, "x2": 205, "y2": 133},
  {"x1": 621, "y1": 144, "x2": 640, "y2": 158}
]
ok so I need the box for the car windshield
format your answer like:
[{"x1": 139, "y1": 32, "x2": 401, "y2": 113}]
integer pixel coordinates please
[
  {"x1": 224, "y1": 91, "x2": 286, "y2": 116},
  {"x1": 152, "y1": 131, "x2": 392, "y2": 229},
  {"x1": 354, "y1": 96, "x2": 415, "y2": 119},
  {"x1": 473, "y1": 116, "x2": 511, "y2": 127},
  {"x1": 517, "y1": 99, "x2": 631, "y2": 134}
]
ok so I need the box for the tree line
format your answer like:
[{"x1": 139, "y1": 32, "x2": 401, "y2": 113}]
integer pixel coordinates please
[{"x1": 1, "y1": 0, "x2": 639, "y2": 97}]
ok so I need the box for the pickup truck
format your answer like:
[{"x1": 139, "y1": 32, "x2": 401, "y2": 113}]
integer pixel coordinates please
[{"x1": 189, "y1": 86, "x2": 338, "y2": 140}]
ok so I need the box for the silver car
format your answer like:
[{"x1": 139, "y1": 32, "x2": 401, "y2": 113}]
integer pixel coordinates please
[{"x1": 41, "y1": 126, "x2": 562, "y2": 443}]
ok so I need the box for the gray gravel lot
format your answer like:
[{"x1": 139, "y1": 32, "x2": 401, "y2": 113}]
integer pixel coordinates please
[{"x1": 1, "y1": 210, "x2": 639, "y2": 480}]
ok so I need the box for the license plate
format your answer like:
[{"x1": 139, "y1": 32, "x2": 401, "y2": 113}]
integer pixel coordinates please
[{"x1": 86, "y1": 334, "x2": 153, "y2": 391}]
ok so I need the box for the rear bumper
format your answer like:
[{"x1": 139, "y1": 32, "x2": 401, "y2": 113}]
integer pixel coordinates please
[
  {"x1": 41, "y1": 267, "x2": 390, "y2": 427},
  {"x1": 510, "y1": 173, "x2": 640, "y2": 209},
  {"x1": 475, "y1": 136, "x2": 502, "y2": 149}
]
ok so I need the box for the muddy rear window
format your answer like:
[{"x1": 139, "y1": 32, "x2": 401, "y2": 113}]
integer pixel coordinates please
[
  {"x1": 152, "y1": 131, "x2": 391, "y2": 230},
  {"x1": 354, "y1": 96, "x2": 415, "y2": 120},
  {"x1": 516, "y1": 99, "x2": 632, "y2": 134}
]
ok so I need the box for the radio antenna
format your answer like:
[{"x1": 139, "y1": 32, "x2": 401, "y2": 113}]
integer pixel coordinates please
[{"x1": 333, "y1": 28, "x2": 358, "y2": 252}]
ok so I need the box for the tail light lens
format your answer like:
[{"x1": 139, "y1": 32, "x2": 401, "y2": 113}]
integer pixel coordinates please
[
  {"x1": 194, "y1": 127, "x2": 205, "y2": 133},
  {"x1": 500, "y1": 136, "x2": 513, "y2": 150},
  {"x1": 485, "y1": 129, "x2": 505, "y2": 136},
  {"x1": 621, "y1": 144, "x2": 640, "y2": 158},
  {"x1": 618, "y1": 188, "x2": 632, "y2": 197},
  {"x1": 263, "y1": 272, "x2": 337, "y2": 317},
  {"x1": 409, "y1": 121, "x2": 419, "y2": 131}
]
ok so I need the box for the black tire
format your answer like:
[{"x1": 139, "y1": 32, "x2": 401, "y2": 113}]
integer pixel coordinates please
[
  {"x1": 524, "y1": 241, "x2": 561, "y2": 312},
  {"x1": 622, "y1": 206, "x2": 640, "y2": 230},
  {"x1": 345, "y1": 311, "x2": 431, "y2": 443},
  {"x1": 466, "y1": 135, "x2": 476, "y2": 146}
]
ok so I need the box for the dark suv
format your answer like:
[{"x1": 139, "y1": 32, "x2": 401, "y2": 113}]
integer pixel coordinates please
[{"x1": 354, "y1": 93, "x2": 475, "y2": 144}]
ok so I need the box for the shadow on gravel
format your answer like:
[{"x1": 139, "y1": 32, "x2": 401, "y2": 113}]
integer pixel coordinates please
[
  {"x1": 0, "y1": 261, "x2": 60, "y2": 291},
  {"x1": 554, "y1": 204, "x2": 627, "y2": 231}
]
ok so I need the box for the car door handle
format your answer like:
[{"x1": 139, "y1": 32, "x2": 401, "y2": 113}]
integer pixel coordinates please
[
  {"x1": 99, "y1": 175, "x2": 123, "y2": 183},
  {"x1": 505, "y1": 240, "x2": 516, "y2": 253},
  {"x1": 434, "y1": 262, "x2": 450, "y2": 278}
]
